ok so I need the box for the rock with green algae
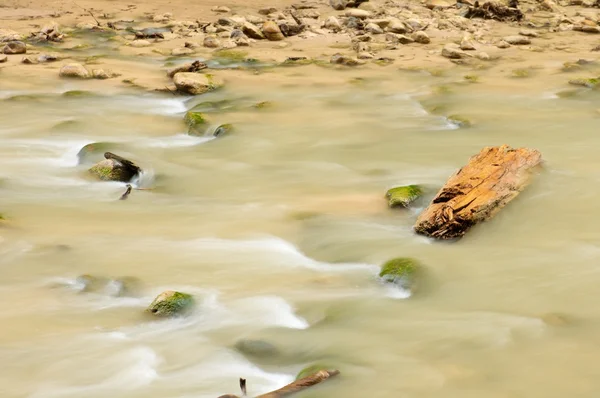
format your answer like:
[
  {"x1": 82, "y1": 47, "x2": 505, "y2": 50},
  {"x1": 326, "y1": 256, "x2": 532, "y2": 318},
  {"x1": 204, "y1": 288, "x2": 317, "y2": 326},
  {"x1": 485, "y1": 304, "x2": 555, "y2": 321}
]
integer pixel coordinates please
[
  {"x1": 234, "y1": 339, "x2": 280, "y2": 358},
  {"x1": 296, "y1": 363, "x2": 338, "y2": 380},
  {"x1": 447, "y1": 114, "x2": 472, "y2": 128},
  {"x1": 385, "y1": 185, "x2": 423, "y2": 208},
  {"x1": 379, "y1": 257, "x2": 421, "y2": 292},
  {"x1": 147, "y1": 290, "x2": 195, "y2": 317},
  {"x1": 213, "y1": 123, "x2": 233, "y2": 137},
  {"x1": 252, "y1": 101, "x2": 274, "y2": 109},
  {"x1": 173, "y1": 72, "x2": 224, "y2": 95},
  {"x1": 88, "y1": 152, "x2": 141, "y2": 182},
  {"x1": 184, "y1": 111, "x2": 208, "y2": 135},
  {"x1": 77, "y1": 142, "x2": 121, "y2": 164},
  {"x1": 568, "y1": 77, "x2": 600, "y2": 88}
]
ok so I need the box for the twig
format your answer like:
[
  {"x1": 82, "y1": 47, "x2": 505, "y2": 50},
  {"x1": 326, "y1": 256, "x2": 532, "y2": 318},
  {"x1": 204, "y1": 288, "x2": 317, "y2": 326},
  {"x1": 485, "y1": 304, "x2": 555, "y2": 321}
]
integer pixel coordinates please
[
  {"x1": 165, "y1": 86, "x2": 177, "y2": 96},
  {"x1": 72, "y1": 1, "x2": 101, "y2": 26},
  {"x1": 119, "y1": 184, "x2": 132, "y2": 200}
]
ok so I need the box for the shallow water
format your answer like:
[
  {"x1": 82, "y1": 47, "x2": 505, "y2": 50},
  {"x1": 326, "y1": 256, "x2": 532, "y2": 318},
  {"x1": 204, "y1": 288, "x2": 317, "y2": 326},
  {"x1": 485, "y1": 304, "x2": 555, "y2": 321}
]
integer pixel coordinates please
[{"x1": 2, "y1": 62, "x2": 600, "y2": 398}]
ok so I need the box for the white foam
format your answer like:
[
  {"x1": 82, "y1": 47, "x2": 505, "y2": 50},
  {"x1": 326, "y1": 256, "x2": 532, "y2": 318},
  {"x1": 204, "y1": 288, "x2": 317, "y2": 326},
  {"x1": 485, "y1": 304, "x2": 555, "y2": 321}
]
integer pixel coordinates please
[{"x1": 140, "y1": 133, "x2": 214, "y2": 148}]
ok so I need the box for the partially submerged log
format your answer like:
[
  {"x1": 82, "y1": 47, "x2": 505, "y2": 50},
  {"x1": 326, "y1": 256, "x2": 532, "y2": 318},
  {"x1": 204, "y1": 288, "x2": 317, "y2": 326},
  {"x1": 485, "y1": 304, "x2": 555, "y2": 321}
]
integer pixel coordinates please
[
  {"x1": 414, "y1": 145, "x2": 541, "y2": 239},
  {"x1": 218, "y1": 370, "x2": 339, "y2": 398}
]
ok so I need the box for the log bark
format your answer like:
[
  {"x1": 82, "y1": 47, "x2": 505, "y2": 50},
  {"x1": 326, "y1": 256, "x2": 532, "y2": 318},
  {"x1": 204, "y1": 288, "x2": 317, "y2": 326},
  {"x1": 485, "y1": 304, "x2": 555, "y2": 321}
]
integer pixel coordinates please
[
  {"x1": 218, "y1": 370, "x2": 339, "y2": 398},
  {"x1": 414, "y1": 145, "x2": 542, "y2": 239}
]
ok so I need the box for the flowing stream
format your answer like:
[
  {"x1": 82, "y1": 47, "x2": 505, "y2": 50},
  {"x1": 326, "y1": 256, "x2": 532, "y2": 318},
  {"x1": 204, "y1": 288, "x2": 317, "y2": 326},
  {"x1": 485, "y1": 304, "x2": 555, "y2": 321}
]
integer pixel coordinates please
[{"x1": 2, "y1": 59, "x2": 600, "y2": 398}]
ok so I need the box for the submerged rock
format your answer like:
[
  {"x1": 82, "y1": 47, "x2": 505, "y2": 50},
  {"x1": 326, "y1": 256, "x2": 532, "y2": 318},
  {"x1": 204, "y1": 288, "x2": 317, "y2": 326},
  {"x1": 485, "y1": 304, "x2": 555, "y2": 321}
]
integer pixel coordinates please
[
  {"x1": 59, "y1": 63, "x2": 90, "y2": 79},
  {"x1": 184, "y1": 111, "x2": 208, "y2": 135},
  {"x1": 568, "y1": 77, "x2": 600, "y2": 88},
  {"x1": 296, "y1": 363, "x2": 338, "y2": 380},
  {"x1": 3, "y1": 41, "x2": 26, "y2": 54},
  {"x1": 330, "y1": 53, "x2": 363, "y2": 66},
  {"x1": 174, "y1": 72, "x2": 224, "y2": 95},
  {"x1": 385, "y1": 185, "x2": 423, "y2": 208},
  {"x1": 77, "y1": 142, "x2": 120, "y2": 164},
  {"x1": 379, "y1": 257, "x2": 421, "y2": 292},
  {"x1": 88, "y1": 152, "x2": 141, "y2": 182},
  {"x1": 234, "y1": 339, "x2": 280, "y2": 358},
  {"x1": 147, "y1": 290, "x2": 194, "y2": 317},
  {"x1": 213, "y1": 123, "x2": 233, "y2": 137},
  {"x1": 447, "y1": 114, "x2": 473, "y2": 127}
]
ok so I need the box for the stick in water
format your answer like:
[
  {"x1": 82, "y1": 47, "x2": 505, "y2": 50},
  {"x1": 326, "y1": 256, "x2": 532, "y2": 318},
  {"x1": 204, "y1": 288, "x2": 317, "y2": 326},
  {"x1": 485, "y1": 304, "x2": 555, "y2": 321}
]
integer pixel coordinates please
[{"x1": 119, "y1": 184, "x2": 132, "y2": 200}]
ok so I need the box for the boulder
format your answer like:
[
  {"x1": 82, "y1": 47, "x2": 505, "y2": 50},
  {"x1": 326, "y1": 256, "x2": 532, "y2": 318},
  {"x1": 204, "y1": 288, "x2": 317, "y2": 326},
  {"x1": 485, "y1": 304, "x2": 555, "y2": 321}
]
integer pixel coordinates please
[
  {"x1": 262, "y1": 21, "x2": 285, "y2": 41},
  {"x1": 379, "y1": 257, "x2": 421, "y2": 292},
  {"x1": 414, "y1": 145, "x2": 542, "y2": 239},
  {"x1": 242, "y1": 22, "x2": 265, "y2": 39},
  {"x1": 388, "y1": 19, "x2": 408, "y2": 33},
  {"x1": 365, "y1": 22, "x2": 383, "y2": 34},
  {"x1": 3, "y1": 41, "x2": 26, "y2": 54},
  {"x1": 147, "y1": 290, "x2": 195, "y2": 317},
  {"x1": 173, "y1": 72, "x2": 223, "y2": 95},
  {"x1": 385, "y1": 185, "x2": 423, "y2": 208},
  {"x1": 88, "y1": 152, "x2": 141, "y2": 182},
  {"x1": 184, "y1": 111, "x2": 208, "y2": 135},
  {"x1": 59, "y1": 63, "x2": 90, "y2": 79}
]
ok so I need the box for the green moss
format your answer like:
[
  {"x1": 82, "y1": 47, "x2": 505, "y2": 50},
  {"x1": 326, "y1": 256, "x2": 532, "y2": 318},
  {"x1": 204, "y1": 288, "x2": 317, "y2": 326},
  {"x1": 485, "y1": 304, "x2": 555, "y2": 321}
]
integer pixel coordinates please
[
  {"x1": 213, "y1": 123, "x2": 233, "y2": 137},
  {"x1": 213, "y1": 49, "x2": 249, "y2": 62},
  {"x1": 62, "y1": 90, "x2": 95, "y2": 97},
  {"x1": 568, "y1": 77, "x2": 600, "y2": 88},
  {"x1": 432, "y1": 85, "x2": 453, "y2": 95},
  {"x1": 147, "y1": 290, "x2": 194, "y2": 317},
  {"x1": 447, "y1": 114, "x2": 472, "y2": 128},
  {"x1": 379, "y1": 257, "x2": 421, "y2": 290},
  {"x1": 184, "y1": 111, "x2": 208, "y2": 135},
  {"x1": 253, "y1": 101, "x2": 273, "y2": 109},
  {"x1": 385, "y1": 185, "x2": 423, "y2": 208},
  {"x1": 296, "y1": 364, "x2": 337, "y2": 381},
  {"x1": 464, "y1": 74, "x2": 479, "y2": 83},
  {"x1": 234, "y1": 339, "x2": 280, "y2": 358},
  {"x1": 511, "y1": 68, "x2": 530, "y2": 78}
]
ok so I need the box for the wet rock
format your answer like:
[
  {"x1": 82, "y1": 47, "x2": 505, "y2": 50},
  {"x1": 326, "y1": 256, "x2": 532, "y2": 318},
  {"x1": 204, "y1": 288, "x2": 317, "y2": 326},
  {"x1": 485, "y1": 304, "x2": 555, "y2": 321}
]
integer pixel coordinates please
[
  {"x1": 35, "y1": 22, "x2": 64, "y2": 42},
  {"x1": 442, "y1": 43, "x2": 471, "y2": 59},
  {"x1": 77, "y1": 142, "x2": 121, "y2": 164},
  {"x1": 92, "y1": 69, "x2": 118, "y2": 79},
  {"x1": 330, "y1": 0, "x2": 348, "y2": 9},
  {"x1": 296, "y1": 364, "x2": 338, "y2": 380},
  {"x1": 366, "y1": 22, "x2": 384, "y2": 34},
  {"x1": 213, "y1": 123, "x2": 234, "y2": 137},
  {"x1": 379, "y1": 257, "x2": 421, "y2": 292},
  {"x1": 504, "y1": 35, "x2": 531, "y2": 45},
  {"x1": 172, "y1": 47, "x2": 195, "y2": 56},
  {"x1": 88, "y1": 152, "x2": 141, "y2": 182},
  {"x1": 204, "y1": 36, "x2": 221, "y2": 48},
  {"x1": 388, "y1": 19, "x2": 409, "y2": 33},
  {"x1": 173, "y1": 72, "x2": 223, "y2": 95},
  {"x1": 574, "y1": 25, "x2": 600, "y2": 33},
  {"x1": 385, "y1": 185, "x2": 423, "y2": 208},
  {"x1": 76, "y1": 274, "x2": 110, "y2": 293},
  {"x1": 242, "y1": 22, "x2": 265, "y2": 39},
  {"x1": 147, "y1": 290, "x2": 194, "y2": 317},
  {"x1": 130, "y1": 39, "x2": 152, "y2": 48},
  {"x1": 262, "y1": 21, "x2": 285, "y2": 41},
  {"x1": 447, "y1": 114, "x2": 472, "y2": 127},
  {"x1": 212, "y1": 5, "x2": 231, "y2": 13},
  {"x1": 412, "y1": 31, "x2": 430, "y2": 44},
  {"x1": 0, "y1": 29, "x2": 23, "y2": 42},
  {"x1": 330, "y1": 53, "x2": 363, "y2": 66},
  {"x1": 0, "y1": 55, "x2": 7, "y2": 63},
  {"x1": 426, "y1": 0, "x2": 453, "y2": 9},
  {"x1": 3, "y1": 41, "x2": 26, "y2": 55},
  {"x1": 38, "y1": 53, "x2": 60, "y2": 63},
  {"x1": 234, "y1": 339, "x2": 280, "y2": 358},
  {"x1": 59, "y1": 63, "x2": 90, "y2": 79},
  {"x1": 568, "y1": 77, "x2": 599, "y2": 88},
  {"x1": 345, "y1": 9, "x2": 371, "y2": 18},
  {"x1": 166, "y1": 60, "x2": 207, "y2": 78},
  {"x1": 184, "y1": 111, "x2": 208, "y2": 135},
  {"x1": 134, "y1": 28, "x2": 165, "y2": 39}
]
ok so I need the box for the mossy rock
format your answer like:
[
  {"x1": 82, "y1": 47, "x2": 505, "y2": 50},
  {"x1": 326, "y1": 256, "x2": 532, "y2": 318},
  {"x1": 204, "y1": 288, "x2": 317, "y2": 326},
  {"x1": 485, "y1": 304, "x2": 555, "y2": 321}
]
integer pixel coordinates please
[
  {"x1": 77, "y1": 142, "x2": 120, "y2": 164},
  {"x1": 379, "y1": 257, "x2": 421, "y2": 292},
  {"x1": 88, "y1": 158, "x2": 139, "y2": 182},
  {"x1": 568, "y1": 77, "x2": 600, "y2": 88},
  {"x1": 189, "y1": 99, "x2": 239, "y2": 113},
  {"x1": 147, "y1": 290, "x2": 195, "y2": 317},
  {"x1": 296, "y1": 363, "x2": 338, "y2": 380},
  {"x1": 385, "y1": 185, "x2": 423, "y2": 208},
  {"x1": 62, "y1": 90, "x2": 96, "y2": 98},
  {"x1": 184, "y1": 111, "x2": 208, "y2": 135},
  {"x1": 447, "y1": 114, "x2": 472, "y2": 128},
  {"x1": 213, "y1": 49, "x2": 249, "y2": 63},
  {"x1": 234, "y1": 339, "x2": 280, "y2": 358},
  {"x1": 213, "y1": 123, "x2": 233, "y2": 137}
]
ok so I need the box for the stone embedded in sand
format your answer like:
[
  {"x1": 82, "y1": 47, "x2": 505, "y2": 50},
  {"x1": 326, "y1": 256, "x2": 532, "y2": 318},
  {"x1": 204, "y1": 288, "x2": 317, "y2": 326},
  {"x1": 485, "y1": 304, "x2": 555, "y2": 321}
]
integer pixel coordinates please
[
  {"x1": 147, "y1": 290, "x2": 195, "y2": 317},
  {"x1": 345, "y1": 9, "x2": 371, "y2": 18},
  {"x1": 412, "y1": 31, "x2": 430, "y2": 44},
  {"x1": 92, "y1": 69, "x2": 119, "y2": 79},
  {"x1": 519, "y1": 29, "x2": 538, "y2": 37},
  {"x1": 0, "y1": 29, "x2": 23, "y2": 42},
  {"x1": 3, "y1": 41, "x2": 26, "y2": 55},
  {"x1": 220, "y1": 40, "x2": 236, "y2": 51},
  {"x1": 387, "y1": 19, "x2": 408, "y2": 34},
  {"x1": 88, "y1": 152, "x2": 141, "y2": 182},
  {"x1": 38, "y1": 53, "x2": 60, "y2": 62},
  {"x1": 59, "y1": 63, "x2": 90, "y2": 79},
  {"x1": 0, "y1": 55, "x2": 7, "y2": 63},
  {"x1": 330, "y1": 0, "x2": 348, "y2": 9},
  {"x1": 504, "y1": 35, "x2": 531, "y2": 45},
  {"x1": 496, "y1": 40, "x2": 511, "y2": 49},
  {"x1": 379, "y1": 257, "x2": 421, "y2": 292},
  {"x1": 21, "y1": 56, "x2": 38, "y2": 64},
  {"x1": 460, "y1": 36, "x2": 477, "y2": 50},
  {"x1": 242, "y1": 22, "x2": 265, "y2": 40},
  {"x1": 324, "y1": 16, "x2": 342, "y2": 31},
  {"x1": 173, "y1": 72, "x2": 224, "y2": 95},
  {"x1": 172, "y1": 47, "x2": 195, "y2": 56},
  {"x1": 212, "y1": 5, "x2": 231, "y2": 13},
  {"x1": 574, "y1": 25, "x2": 600, "y2": 34},
  {"x1": 365, "y1": 22, "x2": 384, "y2": 34},
  {"x1": 386, "y1": 185, "x2": 423, "y2": 208},
  {"x1": 330, "y1": 53, "x2": 364, "y2": 66},
  {"x1": 414, "y1": 145, "x2": 542, "y2": 239},
  {"x1": 204, "y1": 36, "x2": 221, "y2": 48},
  {"x1": 262, "y1": 21, "x2": 285, "y2": 41},
  {"x1": 426, "y1": 0, "x2": 453, "y2": 8},
  {"x1": 442, "y1": 43, "x2": 471, "y2": 59}
]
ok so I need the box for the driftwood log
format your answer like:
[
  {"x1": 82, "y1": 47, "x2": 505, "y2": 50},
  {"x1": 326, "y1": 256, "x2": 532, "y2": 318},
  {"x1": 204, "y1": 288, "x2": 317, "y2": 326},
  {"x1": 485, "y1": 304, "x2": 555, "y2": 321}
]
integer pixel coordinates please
[
  {"x1": 218, "y1": 370, "x2": 339, "y2": 398},
  {"x1": 414, "y1": 145, "x2": 542, "y2": 239}
]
